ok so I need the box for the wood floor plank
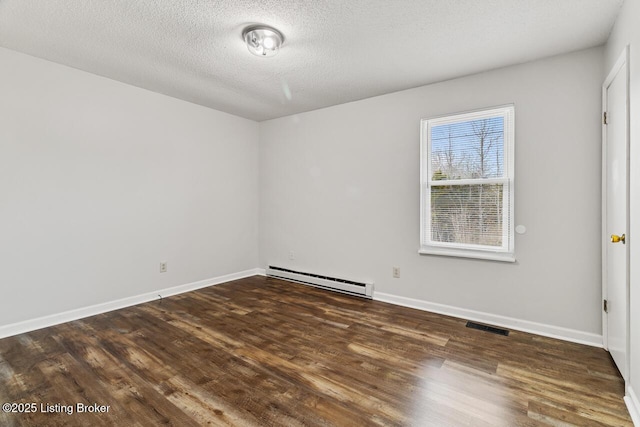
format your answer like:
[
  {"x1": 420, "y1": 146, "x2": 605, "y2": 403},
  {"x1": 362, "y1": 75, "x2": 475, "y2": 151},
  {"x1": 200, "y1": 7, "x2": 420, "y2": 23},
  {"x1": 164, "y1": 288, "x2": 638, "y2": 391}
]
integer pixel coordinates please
[{"x1": 0, "y1": 276, "x2": 632, "y2": 426}]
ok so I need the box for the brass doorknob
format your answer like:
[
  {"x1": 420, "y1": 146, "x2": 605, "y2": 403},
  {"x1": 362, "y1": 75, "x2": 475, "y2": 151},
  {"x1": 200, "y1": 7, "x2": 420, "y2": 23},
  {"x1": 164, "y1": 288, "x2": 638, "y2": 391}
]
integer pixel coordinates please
[{"x1": 611, "y1": 234, "x2": 626, "y2": 244}]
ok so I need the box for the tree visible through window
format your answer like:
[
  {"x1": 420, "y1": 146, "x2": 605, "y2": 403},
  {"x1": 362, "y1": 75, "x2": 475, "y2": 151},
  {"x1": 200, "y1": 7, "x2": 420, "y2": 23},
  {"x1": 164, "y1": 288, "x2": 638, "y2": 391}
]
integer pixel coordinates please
[{"x1": 420, "y1": 106, "x2": 514, "y2": 261}]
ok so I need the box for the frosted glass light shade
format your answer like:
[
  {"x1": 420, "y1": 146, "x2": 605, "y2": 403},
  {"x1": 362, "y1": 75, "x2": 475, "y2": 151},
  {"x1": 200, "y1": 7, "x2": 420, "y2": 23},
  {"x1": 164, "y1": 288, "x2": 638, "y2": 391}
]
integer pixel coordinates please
[{"x1": 243, "y1": 26, "x2": 283, "y2": 57}]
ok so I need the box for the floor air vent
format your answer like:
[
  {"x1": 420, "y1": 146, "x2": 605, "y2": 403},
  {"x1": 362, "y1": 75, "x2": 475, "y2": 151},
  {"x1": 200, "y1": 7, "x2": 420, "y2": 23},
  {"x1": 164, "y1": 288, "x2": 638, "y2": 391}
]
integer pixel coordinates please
[
  {"x1": 466, "y1": 321, "x2": 510, "y2": 336},
  {"x1": 266, "y1": 266, "x2": 373, "y2": 298}
]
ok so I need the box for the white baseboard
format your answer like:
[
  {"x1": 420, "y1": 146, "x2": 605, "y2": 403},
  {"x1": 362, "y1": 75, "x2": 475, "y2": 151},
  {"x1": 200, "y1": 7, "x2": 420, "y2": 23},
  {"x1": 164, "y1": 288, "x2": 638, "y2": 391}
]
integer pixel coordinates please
[
  {"x1": 626, "y1": 386, "x2": 640, "y2": 426},
  {"x1": 0, "y1": 268, "x2": 262, "y2": 339},
  {"x1": 374, "y1": 291, "x2": 603, "y2": 348},
  {"x1": 1, "y1": 272, "x2": 604, "y2": 349}
]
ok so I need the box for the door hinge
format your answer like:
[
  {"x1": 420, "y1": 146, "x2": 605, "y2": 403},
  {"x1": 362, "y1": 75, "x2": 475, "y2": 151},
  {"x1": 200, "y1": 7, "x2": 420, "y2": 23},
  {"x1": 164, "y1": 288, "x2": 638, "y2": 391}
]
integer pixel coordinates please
[
  {"x1": 603, "y1": 112, "x2": 608, "y2": 125},
  {"x1": 604, "y1": 299, "x2": 608, "y2": 313}
]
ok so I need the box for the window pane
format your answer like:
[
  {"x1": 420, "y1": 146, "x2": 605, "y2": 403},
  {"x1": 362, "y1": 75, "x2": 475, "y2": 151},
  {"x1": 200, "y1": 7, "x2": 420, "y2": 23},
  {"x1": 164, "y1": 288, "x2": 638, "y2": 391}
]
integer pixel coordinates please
[
  {"x1": 431, "y1": 117, "x2": 504, "y2": 180},
  {"x1": 431, "y1": 184, "x2": 504, "y2": 247}
]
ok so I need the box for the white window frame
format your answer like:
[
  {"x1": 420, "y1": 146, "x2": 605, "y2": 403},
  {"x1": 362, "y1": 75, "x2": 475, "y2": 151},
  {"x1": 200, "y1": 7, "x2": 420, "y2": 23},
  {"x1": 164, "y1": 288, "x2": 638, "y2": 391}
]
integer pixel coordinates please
[{"x1": 419, "y1": 105, "x2": 515, "y2": 262}]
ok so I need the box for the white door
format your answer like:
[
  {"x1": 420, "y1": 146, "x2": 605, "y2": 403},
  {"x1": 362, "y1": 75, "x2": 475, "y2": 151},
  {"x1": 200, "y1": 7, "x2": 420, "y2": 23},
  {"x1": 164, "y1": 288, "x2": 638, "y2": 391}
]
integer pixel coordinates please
[{"x1": 603, "y1": 48, "x2": 629, "y2": 379}]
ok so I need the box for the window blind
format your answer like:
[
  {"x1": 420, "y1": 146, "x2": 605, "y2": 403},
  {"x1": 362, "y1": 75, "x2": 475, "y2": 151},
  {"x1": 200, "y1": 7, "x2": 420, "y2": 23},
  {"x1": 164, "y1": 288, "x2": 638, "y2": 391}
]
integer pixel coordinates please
[{"x1": 421, "y1": 106, "x2": 514, "y2": 258}]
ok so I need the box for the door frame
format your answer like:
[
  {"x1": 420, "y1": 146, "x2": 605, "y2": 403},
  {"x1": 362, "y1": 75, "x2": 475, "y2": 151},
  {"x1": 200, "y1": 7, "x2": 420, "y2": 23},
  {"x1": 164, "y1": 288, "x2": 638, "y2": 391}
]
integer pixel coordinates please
[{"x1": 601, "y1": 45, "x2": 630, "y2": 380}]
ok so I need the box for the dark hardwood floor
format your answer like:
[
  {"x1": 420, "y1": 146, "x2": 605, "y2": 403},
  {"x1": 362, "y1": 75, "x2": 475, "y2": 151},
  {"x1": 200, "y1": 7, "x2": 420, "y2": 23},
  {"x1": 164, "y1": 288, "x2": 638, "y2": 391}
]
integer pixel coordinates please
[{"x1": 0, "y1": 276, "x2": 632, "y2": 426}]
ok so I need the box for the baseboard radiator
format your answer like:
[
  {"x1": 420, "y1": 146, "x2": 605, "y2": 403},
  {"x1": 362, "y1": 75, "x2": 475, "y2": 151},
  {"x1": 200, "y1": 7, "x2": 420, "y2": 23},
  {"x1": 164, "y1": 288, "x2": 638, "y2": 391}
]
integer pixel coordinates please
[{"x1": 266, "y1": 266, "x2": 374, "y2": 298}]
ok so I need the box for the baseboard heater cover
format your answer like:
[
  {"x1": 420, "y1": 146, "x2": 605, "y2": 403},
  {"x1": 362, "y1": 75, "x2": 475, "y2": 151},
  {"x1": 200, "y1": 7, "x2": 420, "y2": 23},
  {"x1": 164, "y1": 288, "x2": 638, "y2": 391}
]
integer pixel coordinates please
[{"x1": 266, "y1": 266, "x2": 374, "y2": 298}]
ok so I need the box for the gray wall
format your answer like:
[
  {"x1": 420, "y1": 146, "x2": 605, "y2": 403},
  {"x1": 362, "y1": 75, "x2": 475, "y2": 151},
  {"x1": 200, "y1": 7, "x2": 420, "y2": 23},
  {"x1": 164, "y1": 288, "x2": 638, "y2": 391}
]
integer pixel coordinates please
[
  {"x1": 259, "y1": 47, "x2": 604, "y2": 338},
  {"x1": 0, "y1": 47, "x2": 259, "y2": 327},
  {"x1": 0, "y1": 43, "x2": 608, "y2": 349}
]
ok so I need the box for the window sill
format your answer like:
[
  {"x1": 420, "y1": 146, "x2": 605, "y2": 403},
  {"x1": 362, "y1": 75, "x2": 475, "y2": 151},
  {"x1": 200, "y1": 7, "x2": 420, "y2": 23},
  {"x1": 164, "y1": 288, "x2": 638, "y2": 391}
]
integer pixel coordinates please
[{"x1": 418, "y1": 247, "x2": 516, "y2": 263}]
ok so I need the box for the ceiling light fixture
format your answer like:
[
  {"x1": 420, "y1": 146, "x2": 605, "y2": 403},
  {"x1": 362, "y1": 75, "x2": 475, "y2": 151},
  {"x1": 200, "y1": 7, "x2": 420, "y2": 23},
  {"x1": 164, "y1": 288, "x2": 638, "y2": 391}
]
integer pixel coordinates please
[{"x1": 242, "y1": 25, "x2": 284, "y2": 57}]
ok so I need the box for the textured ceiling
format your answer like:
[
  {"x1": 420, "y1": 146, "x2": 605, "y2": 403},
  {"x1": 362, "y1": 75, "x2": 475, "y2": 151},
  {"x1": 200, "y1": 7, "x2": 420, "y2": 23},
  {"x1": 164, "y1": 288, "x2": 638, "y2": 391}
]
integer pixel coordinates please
[{"x1": 0, "y1": 0, "x2": 623, "y2": 121}]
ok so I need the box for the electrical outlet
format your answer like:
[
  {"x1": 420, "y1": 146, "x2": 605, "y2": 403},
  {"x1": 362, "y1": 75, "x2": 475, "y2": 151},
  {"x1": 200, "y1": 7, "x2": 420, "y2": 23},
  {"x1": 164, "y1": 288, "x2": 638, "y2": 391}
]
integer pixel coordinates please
[
  {"x1": 393, "y1": 267, "x2": 400, "y2": 278},
  {"x1": 289, "y1": 251, "x2": 295, "y2": 260},
  {"x1": 160, "y1": 262, "x2": 167, "y2": 273}
]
